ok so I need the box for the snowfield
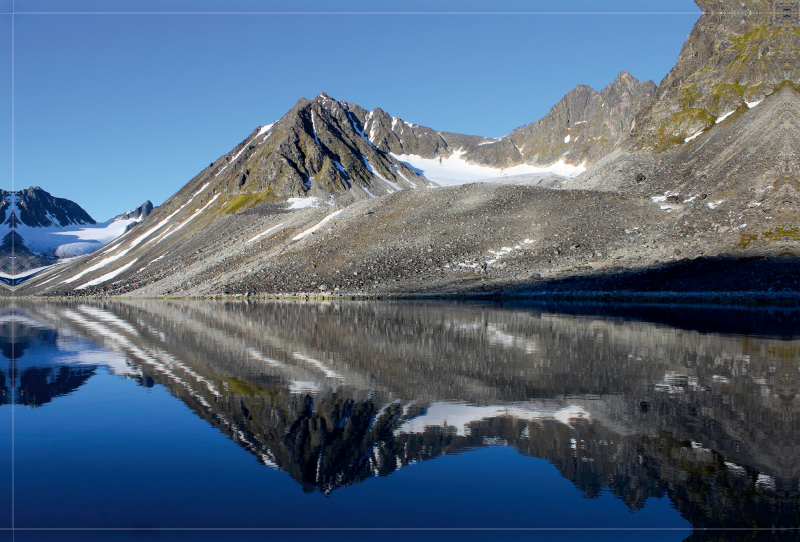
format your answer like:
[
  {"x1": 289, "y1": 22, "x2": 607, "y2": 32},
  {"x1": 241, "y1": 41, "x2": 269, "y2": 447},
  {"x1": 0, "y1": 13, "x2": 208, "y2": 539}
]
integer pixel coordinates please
[
  {"x1": 15, "y1": 218, "x2": 138, "y2": 257},
  {"x1": 6, "y1": 192, "x2": 139, "y2": 258},
  {"x1": 391, "y1": 149, "x2": 585, "y2": 186}
]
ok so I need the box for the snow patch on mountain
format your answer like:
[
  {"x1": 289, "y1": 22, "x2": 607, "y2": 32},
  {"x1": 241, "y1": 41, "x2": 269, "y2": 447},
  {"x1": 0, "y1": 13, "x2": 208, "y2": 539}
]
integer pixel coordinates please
[
  {"x1": 247, "y1": 223, "x2": 285, "y2": 244},
  {"x1": 292, "y1": 210, "x2": 344, "y2": 241},
  {"x1": 287, "y1": 197, "x2": 321, "y2": 210},
  {"x1": 363, "y1": 156, "x2": 403, "y2": 191},
  {"x1": 391, "y1": 150, "x2": 585, "y2": 186}
]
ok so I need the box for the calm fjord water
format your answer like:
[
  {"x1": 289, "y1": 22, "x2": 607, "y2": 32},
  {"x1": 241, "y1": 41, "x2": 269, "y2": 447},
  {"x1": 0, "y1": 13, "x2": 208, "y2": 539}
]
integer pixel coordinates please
[{"x1": 1, "y1": 300, "x2": 799, "y2": 542}]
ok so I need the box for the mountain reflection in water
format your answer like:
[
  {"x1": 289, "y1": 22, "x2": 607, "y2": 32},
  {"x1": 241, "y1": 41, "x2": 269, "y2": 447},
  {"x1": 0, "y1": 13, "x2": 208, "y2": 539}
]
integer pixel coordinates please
[{"x1": 2, "y1": 300, "x2": 799, "y2": 537}]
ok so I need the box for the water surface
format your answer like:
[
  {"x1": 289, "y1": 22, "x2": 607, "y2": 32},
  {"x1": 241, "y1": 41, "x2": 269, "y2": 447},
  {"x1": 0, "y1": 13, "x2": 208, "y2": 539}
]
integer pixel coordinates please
[{"x1": 2, "y1": 300, "x2": 799, "y2": 541}]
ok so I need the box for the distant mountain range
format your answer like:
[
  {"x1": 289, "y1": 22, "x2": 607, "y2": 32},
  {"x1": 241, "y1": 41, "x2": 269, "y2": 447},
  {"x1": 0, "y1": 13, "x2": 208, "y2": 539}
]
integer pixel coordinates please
[
  {"x1": 0, "y1": 187, "x2": 151, "y2": 278},
  {"x1": 8, "y1": 0, "x2": 800, "y2": 298},
  {"x1": 189, "y1": 69, "x2": 655, "y2": 208}
]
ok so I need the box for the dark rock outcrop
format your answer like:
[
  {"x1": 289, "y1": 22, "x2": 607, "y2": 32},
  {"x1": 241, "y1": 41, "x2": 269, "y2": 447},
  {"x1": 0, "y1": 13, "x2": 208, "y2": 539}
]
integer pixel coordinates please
[
  {"x1": 8, "y1": 186, "x2": 96, "y2": 228},
  {"x1": 111, "y1": 200, "x2": 153, "y2": 222}
]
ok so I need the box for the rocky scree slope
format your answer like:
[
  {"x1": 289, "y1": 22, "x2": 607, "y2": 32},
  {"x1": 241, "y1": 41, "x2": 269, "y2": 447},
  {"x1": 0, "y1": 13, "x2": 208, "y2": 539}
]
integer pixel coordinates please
[{"x1": 20, "y1": 176, "x2": 762, "y2": 299}]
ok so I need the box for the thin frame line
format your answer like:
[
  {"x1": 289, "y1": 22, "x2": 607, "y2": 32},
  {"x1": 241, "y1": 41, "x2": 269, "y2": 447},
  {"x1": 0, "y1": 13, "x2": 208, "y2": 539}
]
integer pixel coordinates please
[
  {"x1": 9, "y1": 3, "x2": 14, "y2": 541},
  {"x1": 7, "y1": 527, "x2": 790, "y2": 531},
  {"x1": 0, "y1": 3, "x2": 783, "y2": 537},
  {"x1": 3, "y1": 11, "x2": 706, "y2": 15}
]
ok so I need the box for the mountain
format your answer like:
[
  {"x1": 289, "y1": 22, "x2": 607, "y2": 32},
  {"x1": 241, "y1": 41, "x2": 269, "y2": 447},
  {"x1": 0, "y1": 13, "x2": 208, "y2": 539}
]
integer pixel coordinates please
[
  {"x1": 11, "y1": 0, "x2": 800, "y2": 299},
  {"x1": 9, "y1": 186, "x2": 95, "y2": 228},
  {"x1": 0, "y1": 188, "x2": 145, "y2": 276},
  {"x1": 111, "y1": 200, "x2": 153, "y2": 222},
  {"x1": 630, "y1": 0, "x2": 799, "y2": 151},
  {"x1": 575, "y1": 1, "x2": 800, "y2": 262}
]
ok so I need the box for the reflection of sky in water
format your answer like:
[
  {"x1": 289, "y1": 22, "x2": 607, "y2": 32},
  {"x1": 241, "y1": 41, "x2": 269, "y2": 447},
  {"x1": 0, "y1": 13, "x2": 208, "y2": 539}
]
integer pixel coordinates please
[
  {"x1": 9, "y1": 365, "x2": 690, "y2": 536},
  {"x1": 2, "y1": 300, "x2": 799, "y2": 537}
]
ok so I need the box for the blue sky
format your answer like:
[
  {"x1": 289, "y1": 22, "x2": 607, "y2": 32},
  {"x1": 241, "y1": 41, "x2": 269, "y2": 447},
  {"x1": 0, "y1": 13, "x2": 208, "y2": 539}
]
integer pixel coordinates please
[{"x1": 1, "y1": 0, "x2": 701, "y2": 220}]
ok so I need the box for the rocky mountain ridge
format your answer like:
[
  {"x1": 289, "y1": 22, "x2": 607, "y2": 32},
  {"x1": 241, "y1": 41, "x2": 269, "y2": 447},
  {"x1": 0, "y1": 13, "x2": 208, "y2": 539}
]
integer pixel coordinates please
[
  {"x1": 630, "y1": 1, "x2": 800, "y2": 151},
  {"x1": 110, "y1": 200, "x2": 153, "y2": 222},
  {"x1": 144, "y1": 69, "x2": 656, "y2": 219},
  {"x1": 6, "y1": 0, "x2": 800, "y2": 299},
  {"x1": 4, "y1": 187, "x2": 95, "y2": 229}
]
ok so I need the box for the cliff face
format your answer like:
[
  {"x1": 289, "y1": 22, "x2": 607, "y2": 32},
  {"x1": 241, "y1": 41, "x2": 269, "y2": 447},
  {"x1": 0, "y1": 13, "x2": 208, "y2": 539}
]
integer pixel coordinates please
[
  {"x1": 502, "y1": 72, "x2": 657, "y2": 167},
  {"x1": 631, "y1": 1, "x2": 800, "y2": 151}
]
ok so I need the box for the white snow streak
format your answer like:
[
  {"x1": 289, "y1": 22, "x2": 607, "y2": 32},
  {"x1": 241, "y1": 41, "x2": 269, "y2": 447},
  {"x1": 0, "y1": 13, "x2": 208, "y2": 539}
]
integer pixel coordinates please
[
  {"x1": 156, "y1": 193, "x2": 221, "y2": 243},
  {"x1": 293, "y1": 352, "x2": 344, "y2": 380},
  {"x1": 129, "y1": 183, "x2": 210, "y2": 248},
  {"x1": 310, "y1": 111, "x2": 320, "y2": 144},
  {"x1": 684, "y1": 131, "x2": 703, "y2": 143},
  {"x1": 247, "y1": 222, "x2": 285, "y2": 243},
  {"x1": 62, "y1": 249, "x2": 131, "y2": 284},
  {"x1": 292, "y1": 210, "x2": 344, "y2": 241},
  {"x1": 716, "y1": 110, "x2": 735, "y2": 123},
  {"x1": 77, "y1": 259, "x2": 138, "y2": 289}
]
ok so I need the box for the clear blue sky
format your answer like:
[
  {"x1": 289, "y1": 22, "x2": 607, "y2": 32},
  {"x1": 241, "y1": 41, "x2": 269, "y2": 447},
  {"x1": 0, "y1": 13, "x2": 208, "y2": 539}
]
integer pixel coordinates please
[{"x1": 1, "y1": 0, "x2": 700, "y2": 221}]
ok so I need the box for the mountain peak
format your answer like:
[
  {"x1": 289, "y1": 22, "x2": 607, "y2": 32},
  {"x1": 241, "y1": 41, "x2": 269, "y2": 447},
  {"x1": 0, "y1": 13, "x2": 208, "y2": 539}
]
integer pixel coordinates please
[
  {"x1": 111, "y1": 200, "x2": 153, "y2": 222},
  {"x1": 11, "y1": 186, "x2": 95, "y2": 228}
]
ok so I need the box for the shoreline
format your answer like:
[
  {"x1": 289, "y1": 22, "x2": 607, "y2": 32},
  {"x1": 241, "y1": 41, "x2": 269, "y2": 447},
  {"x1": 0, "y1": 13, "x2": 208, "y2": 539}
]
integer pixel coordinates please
[{"x1": 7, "y1": 289, "x2": 800, "y2": 308}]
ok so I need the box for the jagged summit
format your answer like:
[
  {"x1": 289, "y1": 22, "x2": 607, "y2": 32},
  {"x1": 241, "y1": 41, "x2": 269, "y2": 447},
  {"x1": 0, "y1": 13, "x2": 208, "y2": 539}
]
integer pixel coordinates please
[
  {"x1": 197, "y1": 92, "x2": 428, "y2": 209},
  {"x1": 111, "y1": 200, "x2": 153, "y2": 222},
  {"x1": 5, "y1": 187, "x2": 96, "y2": 228},
  {"x1": 501, "y1": 70, "x2": 657, "y2": 168}
]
